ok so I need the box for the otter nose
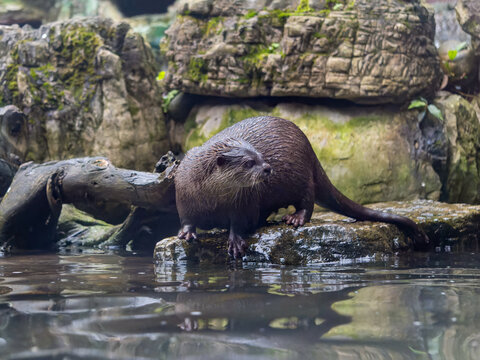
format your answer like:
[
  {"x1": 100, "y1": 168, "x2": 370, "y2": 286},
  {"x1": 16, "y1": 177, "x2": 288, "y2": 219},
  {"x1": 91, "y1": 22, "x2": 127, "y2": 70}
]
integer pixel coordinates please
[{"x1": 263, "y1": 163, "x2": 272, "y2": 175}]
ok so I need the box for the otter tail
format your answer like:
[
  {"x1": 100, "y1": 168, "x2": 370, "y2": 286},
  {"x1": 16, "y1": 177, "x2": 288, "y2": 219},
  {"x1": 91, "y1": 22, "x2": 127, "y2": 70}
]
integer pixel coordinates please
[{"x1": 313, "y1": 161, "x2": 429, "y2": 248}]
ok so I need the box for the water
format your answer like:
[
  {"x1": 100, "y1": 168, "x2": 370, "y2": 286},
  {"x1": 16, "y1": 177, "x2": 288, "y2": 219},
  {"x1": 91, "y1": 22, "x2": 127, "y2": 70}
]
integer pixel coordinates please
[{"x1": 1, "y1": 251, "x2": 480, "y2": 359}]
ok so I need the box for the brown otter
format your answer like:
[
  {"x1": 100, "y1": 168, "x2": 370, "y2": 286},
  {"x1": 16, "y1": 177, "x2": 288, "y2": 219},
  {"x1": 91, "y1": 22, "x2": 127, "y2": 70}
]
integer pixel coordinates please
[{"x1": 175, "y1": 116, "x2": 428, "y2": 258}]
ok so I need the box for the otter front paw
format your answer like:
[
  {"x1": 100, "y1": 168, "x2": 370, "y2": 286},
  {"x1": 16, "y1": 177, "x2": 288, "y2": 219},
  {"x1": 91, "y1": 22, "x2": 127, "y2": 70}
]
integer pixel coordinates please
[
  {"x1": 228, "y1": 232, "x2": 247, "y2": 259},
  {"x1": 282, "y1": 209, "x2": 307, "y2": 227},
  {"x1": 178, "y1": 225, "x2": 197, "y2": 242}
]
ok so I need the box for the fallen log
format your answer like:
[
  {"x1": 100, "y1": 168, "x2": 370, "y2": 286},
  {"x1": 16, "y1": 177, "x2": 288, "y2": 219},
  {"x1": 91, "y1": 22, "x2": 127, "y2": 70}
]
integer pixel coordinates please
[{"x1": 0, "y1": 155, "x2": 178, "y2": 251}]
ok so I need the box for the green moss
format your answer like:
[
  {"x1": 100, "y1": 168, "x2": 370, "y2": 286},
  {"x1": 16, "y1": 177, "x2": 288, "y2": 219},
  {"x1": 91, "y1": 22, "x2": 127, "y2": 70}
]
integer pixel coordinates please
[
  {"x1": 241, "y1": 43, "x2": 283, "y2": 79},
  {"x1": 161, "y1": 89, "x2": 180, "y2": 113},
  {"x1": 204, "y1": 17, "x2": 224, "y2": 37},
  {"x1": 128, "y1": 102, "x2": 140, "y2": 117},
  {"x1": 4, "y1": 42, "x2": 22, "y2": 103},
  {"x1": 296, "y1": 0, "x2": 313, "y2": 13},
  {"x1": 244, "y1": 10, "x2": 257, "y2": 19},
  {"x1": 313, "y1": 32, "x2": 327, "y2": 39},
  {"x1": 187, "y1": 57, "x2": 208, "y2": 83},
  {"x1": 4, "y1": 26, "x2": 102, "y2": 115},
  {"x1": 346, "y1": 0, "x2": 356, "y2": 11},
  {"x1": 57, "y1": 28, "x2": 101, "y2": 102}
]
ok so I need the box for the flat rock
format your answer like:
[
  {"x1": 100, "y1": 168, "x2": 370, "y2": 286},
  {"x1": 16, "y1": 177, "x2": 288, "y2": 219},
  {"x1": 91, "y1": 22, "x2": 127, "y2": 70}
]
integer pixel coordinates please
[{"x1": 154, "y1": 200, "x2": 480, "y2": 265}]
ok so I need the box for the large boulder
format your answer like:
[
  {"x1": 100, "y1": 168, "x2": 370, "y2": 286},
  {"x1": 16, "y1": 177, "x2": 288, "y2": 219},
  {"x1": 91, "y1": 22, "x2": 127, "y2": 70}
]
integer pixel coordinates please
[
  {"x1": 176, "y1": 99, "x2": 442, "y2": 204},
  {"x1": 173, "y1": 90, "x2": 480, "y2": 205},
  {"x1": 0, "y1": 17, "x2": 169, "y2": 170},
  {"x1": 163, "y1": 0, "x2": 442, "y2": 104}
]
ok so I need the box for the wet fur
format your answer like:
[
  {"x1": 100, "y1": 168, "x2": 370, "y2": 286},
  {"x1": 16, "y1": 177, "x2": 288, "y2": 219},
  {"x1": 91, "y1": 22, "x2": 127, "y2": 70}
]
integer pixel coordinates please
[{"x1": 175, "y1": 116, "x2": 428, "y2": 257}]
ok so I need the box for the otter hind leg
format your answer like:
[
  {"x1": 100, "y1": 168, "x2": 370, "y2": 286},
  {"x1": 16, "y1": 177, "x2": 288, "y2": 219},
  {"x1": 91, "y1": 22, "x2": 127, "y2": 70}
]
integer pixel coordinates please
[
  {"x1": 178, "y1": 224, "x2": 197, "y2": 242},
  {"x1": 282, "y1": 184, "x2": 314, "y2": 227}
]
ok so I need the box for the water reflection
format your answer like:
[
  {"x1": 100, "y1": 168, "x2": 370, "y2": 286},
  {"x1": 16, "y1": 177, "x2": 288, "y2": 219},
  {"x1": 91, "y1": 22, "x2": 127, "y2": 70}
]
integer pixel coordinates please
[{"x1": 0, "y1": 252, "x2": 480, "y2": 359}]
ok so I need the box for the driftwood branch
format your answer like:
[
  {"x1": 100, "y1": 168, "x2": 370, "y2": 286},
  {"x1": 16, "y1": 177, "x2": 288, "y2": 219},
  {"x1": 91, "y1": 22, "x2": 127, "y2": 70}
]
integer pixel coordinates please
[{"x1": 0, "y1": 154, "x2": 178, "y2": 251}]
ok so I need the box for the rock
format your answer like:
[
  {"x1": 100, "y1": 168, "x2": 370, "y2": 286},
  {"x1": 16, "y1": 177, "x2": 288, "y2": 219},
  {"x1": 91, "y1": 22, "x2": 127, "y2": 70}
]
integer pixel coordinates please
[
  {"x1": 166, "y1": 91, "x2": 199, "y2": 122},
  {"x1": 0, "y1": 159, "x2": 16, "y2": 197},
  {"x1": 0, "y1": 105, "x2": 27, "y2": 165},
  {"x1": 180, "y1": 99, "x2": 442, "y2": 204},
  {"x1": 163, "y1": 0, "x2": 442, "y2": 104},
  {"x1": 0, "y1": 17, "x2": 169, "y2": 170},
  {"x1": 0, "y1": 0, "x2": 58, "y2": 27},
  {"x1": 177, "y1": 91, "x2": 480, "y2": 205},
  {"x1": 456, "y1": 0, "x2": 480, "y2": 43},
  {"x1": 56, "y1": 204, "x2": 117, "y2": 248},
  {"x1": 456, "y1": 0, "x2": 480, "y2": 86},
  {"x1": 154, "y1": 200, "x2": 480, "y2": 265},
  {"x1": 434, "y1": 93, "x2": 480, "y2": 203}
]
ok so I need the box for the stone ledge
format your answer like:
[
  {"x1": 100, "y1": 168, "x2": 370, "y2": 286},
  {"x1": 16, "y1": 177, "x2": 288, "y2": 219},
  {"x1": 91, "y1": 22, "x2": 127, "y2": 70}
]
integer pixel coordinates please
[{"x1": 154, "y1": 200, "x2": 480, "y2": 265}]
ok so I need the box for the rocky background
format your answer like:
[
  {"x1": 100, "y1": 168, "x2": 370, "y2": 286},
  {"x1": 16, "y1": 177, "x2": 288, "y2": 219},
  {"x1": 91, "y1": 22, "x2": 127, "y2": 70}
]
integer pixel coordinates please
[{"x1": 0, "y1": 0, "x2": 478, "y2": 254}]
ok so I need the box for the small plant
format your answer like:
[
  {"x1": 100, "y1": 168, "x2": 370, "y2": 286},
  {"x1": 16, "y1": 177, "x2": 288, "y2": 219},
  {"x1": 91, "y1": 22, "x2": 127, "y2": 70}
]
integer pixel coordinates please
[
  {"x1": 447, "y1": 41, "x2": 467, "y2": 61},
  {"x1": 442, "y1": 41, "x2": 469, "y2": 82},
  {"x1": 162, "y1": 90, "x2": 180, "y2": 114},
  {"x1": 156, "y1": 71, "x2": 166, "y2": 81},
  {"x1": 244, "y1": 9, "x2": 257, "y2": 19},
  {"x1": 268, "y1": 43, "x2": 280, "y2": 52},
  {"x1": 408, "y1": 97, "x2": 443, "y2": 122}
]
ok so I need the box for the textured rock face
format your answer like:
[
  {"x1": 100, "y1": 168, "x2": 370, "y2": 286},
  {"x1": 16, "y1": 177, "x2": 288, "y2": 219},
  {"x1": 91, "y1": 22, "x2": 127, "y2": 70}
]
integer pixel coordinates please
[
  {"x1": 163, "y1": 0, "x2": 442, "y2": 104},
  {"x1": 456, "y1": 0, "x2": 480, "y2": 87},
  {"x1": 0, "y1": 17, "x2": 169, "y2": 170},
  {"x1": 456, "y1": 0, "x2": 480, "y2": 43},
  {"x1": 154, "y1": 200, "x2": 480, "y2": 265},
  {"x1": 434, "y1": 93, "x2": 480, "y2": 203}
]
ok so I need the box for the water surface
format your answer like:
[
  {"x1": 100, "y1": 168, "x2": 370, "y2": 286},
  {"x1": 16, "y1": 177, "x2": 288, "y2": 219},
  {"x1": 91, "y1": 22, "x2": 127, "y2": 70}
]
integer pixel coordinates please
[{"x1": 1, "y1": 251, "x2": 480, "y2": 359}]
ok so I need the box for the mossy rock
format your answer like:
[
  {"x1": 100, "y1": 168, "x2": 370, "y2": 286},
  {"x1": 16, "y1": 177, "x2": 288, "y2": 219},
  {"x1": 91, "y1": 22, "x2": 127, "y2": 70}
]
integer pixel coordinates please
[
  {"x1": 163, "y1": 0, "x2": 441, "y2": 104},
  {"x1": 154, "y1": 200, "x2": 480, "y2": 266},
  {"x1": 0, "y1": 17, "x2": 168, "y2": 170},
  {"x1": 183, "y1": 101, "x2": 441, "y2": 204}
]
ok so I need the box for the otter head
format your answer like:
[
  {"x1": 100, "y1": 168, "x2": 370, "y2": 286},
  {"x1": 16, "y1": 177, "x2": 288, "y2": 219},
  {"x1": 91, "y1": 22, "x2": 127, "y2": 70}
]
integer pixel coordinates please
[{"x1": 213, "y1": 139, "x2": 272, "y2": 188}]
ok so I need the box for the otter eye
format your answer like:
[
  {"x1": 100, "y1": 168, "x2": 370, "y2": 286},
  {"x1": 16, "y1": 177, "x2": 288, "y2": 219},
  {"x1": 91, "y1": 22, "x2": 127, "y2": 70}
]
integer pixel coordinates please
[{"x1": 244, "y1": 160, "x2": 255, "y2": 168}]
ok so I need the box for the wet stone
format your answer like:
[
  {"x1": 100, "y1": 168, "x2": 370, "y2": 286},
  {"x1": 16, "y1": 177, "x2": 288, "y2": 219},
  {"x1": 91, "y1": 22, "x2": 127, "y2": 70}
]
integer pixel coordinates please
[{"x1": 154, "y1": 200, "x2": 480, "y2": 265}]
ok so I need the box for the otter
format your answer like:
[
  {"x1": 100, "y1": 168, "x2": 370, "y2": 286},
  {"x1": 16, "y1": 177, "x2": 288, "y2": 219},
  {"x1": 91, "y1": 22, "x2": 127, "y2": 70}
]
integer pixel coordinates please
[{"x1": 175, "y1": 116, "x2": 428, "y2": 258}]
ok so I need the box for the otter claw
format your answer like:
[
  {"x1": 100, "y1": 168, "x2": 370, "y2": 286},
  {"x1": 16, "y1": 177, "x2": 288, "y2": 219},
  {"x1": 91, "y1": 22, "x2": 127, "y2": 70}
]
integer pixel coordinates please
[
  {"x1": 178, "y1": 230, "x2": 197, "y2": 242},
  {"x1": 228, "y1": 234, "x2": 247, "y2": 259},
  {"x1": 282, "y1": 209, "x2": 307, "y2": 227}
]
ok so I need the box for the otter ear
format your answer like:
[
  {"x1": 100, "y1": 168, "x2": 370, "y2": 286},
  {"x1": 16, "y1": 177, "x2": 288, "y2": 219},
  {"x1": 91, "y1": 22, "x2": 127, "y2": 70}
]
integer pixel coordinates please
[{"x1": 216, "y1": 155, "x2": 227, "y2": 166}]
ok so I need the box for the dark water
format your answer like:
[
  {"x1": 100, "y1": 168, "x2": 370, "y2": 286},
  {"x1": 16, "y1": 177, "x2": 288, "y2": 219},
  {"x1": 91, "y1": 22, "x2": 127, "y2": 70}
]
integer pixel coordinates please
[{"x1": 1, "y1": 251, "x2": 480, "y2": 359}]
